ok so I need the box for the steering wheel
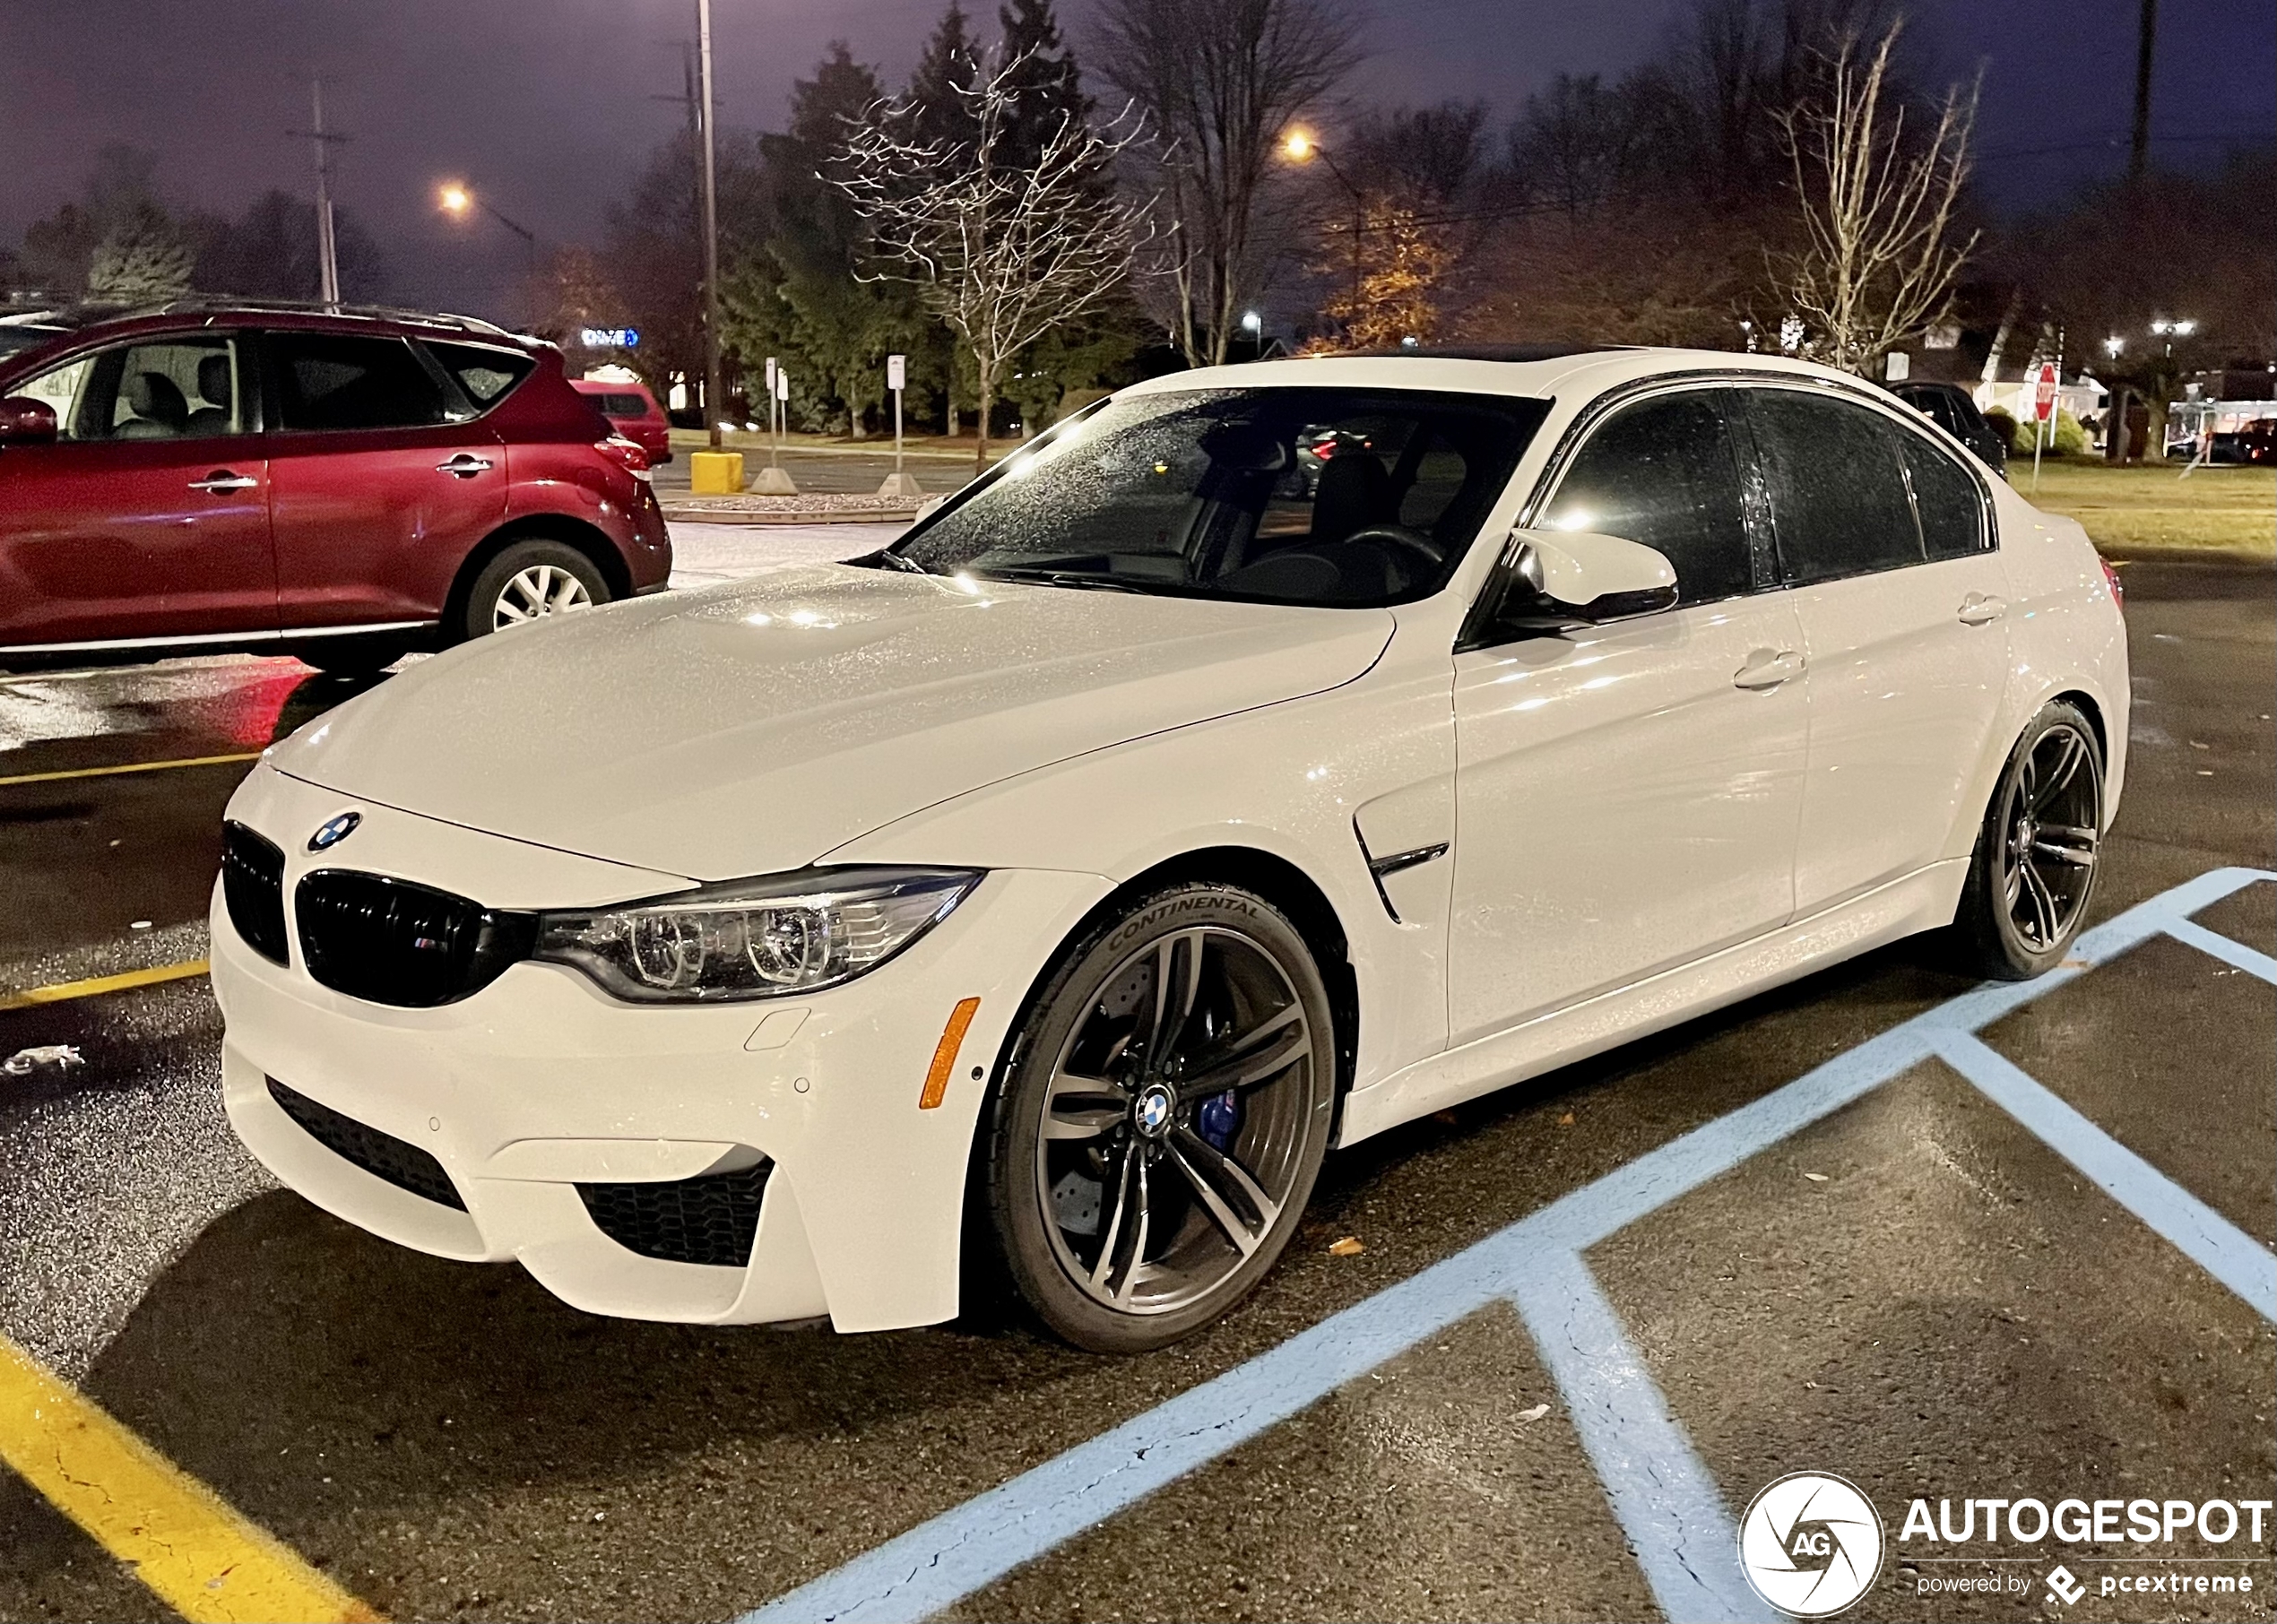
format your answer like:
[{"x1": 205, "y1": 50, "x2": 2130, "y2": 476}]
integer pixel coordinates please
[{"x1": 1337, "y1": 523, "x2": 1445, "y2": 575}]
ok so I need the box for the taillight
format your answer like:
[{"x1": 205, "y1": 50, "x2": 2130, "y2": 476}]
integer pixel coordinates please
[
  {"x1": 596, "y1": 436, "x2": 651, "y2": 480},
  {"x1": 2100, "y1": 557, "x2": 2125, "y2": 610}
]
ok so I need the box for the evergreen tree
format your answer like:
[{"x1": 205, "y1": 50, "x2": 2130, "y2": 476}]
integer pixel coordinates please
[
  {"x1": 907, "y1": 4, "x2": 983, "y2": 157},
  {"x1": 84, "y1": 201, "x2": 193, "y2": 303},
  {"x1": 996, "y1": 0, "x2": 1088, "y2": 174}
]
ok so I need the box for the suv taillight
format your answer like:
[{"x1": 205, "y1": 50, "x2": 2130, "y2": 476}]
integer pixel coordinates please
[
  {"x1": 596, "y1": 436, "x2": 651, "y2": 480},
  {"x1": 2100, "y1": 557, "x2": 2125, "y2": 610}
]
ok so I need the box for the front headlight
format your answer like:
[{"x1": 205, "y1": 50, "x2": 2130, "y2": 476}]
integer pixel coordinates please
[{"x1": 534, "y1": 867, "x2": 981, "y2": 1003}]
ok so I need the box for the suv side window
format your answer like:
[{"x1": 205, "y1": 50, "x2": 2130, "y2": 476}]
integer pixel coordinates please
[
  {"x1": 20, "y1": 335, "x2": 246, "y2": 442},
  {"x1": 1897, "y1": 426, "x2": 1988, "y2": 561},
  {"x1": 1745, "y1": 388, "x2": 1924, "y2": 584},
  {"x1": 268, "y1": 333, "x2": 447, "y2": 432},
  {"x1": 425, "y1": 340, "x2": 535, "y2": 409},
  {"x1": 1538, "y1": 388, "x2": 1754, "y2": 603}
]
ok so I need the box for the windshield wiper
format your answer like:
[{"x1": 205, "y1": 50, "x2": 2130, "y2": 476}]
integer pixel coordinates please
[
  {"x1": 975, "y1": 567, "x2": 1150, "y2": 594},
  {"x1": 855, "y1": 549, "x2": 931, "y2": 574}
]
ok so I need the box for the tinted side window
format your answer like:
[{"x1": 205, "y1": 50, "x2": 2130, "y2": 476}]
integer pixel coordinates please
[
  {"x1": 428, "y1": 341, "x2": 536, "y2": 407},
  {"x1": 270, "y1": 333, "x2": 446, "y2": 431},
  {"x1": 1540, "y1": 390, "x2": 1753, "y2": 603},
  {"x1": 1899, "y1": 428, "x2": 1987, "y2": 561},
  {"x1": 1747, "y1": 390, "x2": 1923, "y2": 584}
]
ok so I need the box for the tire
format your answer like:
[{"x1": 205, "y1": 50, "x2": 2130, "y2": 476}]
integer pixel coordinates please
[
  {"x1": 292, "y1": 636, "x2": 411, "y2": 676},
  {"x1": 980, "y1": 883, "x2": 1338, "y2": 1352},
  {"x1": 458, "y1": 540, "x2": 610, "y2": 643},
  {"x1": 1952, "y1": 700, "x2": 2106, "y2": 980}
]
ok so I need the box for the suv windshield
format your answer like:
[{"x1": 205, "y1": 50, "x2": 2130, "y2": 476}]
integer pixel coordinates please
[{"x1": 894, "y1": 386, "x2": 1550, "y2": 607}]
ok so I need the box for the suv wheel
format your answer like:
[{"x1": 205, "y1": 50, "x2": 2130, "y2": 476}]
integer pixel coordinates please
[
  {"x1": 460, "y1": 540, "x2": 610, "y2": 641},
  {"x1": 980, "y1": 883, "x2": 1338, "y2": 1352}
]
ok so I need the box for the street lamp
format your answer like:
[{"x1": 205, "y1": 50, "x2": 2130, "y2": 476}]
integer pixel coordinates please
[
  {"x1": 2103, "y1": 335, "x2": 2125, "y2": 359},
  {"x1": 2150, "y1": 317, "x2": 2196, "y2": 358},
  {"x1": 438, "y1": 181, "x2": 538, "y2": 319},
  {"x1": 1280, "y1": 128, "x2": 1364, "y2": 341}
]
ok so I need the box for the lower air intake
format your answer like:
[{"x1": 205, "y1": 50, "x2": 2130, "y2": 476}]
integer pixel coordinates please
[
  {"x1": 267, "y1": 1076, "x2": 466, "y2": 1211},
  {"x1": 576, "y1": 1162, "x2": 771, "y2": 1267}
]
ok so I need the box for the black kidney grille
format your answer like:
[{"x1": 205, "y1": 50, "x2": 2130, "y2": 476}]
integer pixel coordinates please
[
  {"x1": 295, "y1": 869, "x2": 533, "y2": 1007},
  {"x1": 221, "y1": 822, "x2": 290, "y2": 964},
  {"x1": 576, "y1": 1162, "x2": 772, "y2": 1267},
  {"x1": 267, "y1": 1076, "x2": 466, "y2": 1210}
]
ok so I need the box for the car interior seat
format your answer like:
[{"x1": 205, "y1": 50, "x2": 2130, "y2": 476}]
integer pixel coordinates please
[
  {"x1": 184, "y1": 353, "x2": 232, "y2": 436},
  {"x1": 116, "y1": 371, "x2": 189, "y2": 439}
]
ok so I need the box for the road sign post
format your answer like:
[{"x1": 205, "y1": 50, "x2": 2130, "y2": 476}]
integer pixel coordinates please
[
  {"x1": 753, "y1": 358, "x2": 798, "y2": 495},
  {"x1": 2031, "y1": 361, "x2": 2058, "y2": 492},
  {"x1": 878, "y1": 353, "x2": 923, "y2": 499}
]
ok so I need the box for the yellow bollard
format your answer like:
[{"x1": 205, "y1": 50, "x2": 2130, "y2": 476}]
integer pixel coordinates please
[{"x1": 688, "y1": 449, "x2": 745, "y2": 494}]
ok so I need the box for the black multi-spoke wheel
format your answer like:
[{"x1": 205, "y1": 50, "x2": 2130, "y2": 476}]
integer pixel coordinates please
[
  {"x1": 982, "y1": 884, "x2": 1338, "y2": 1352},
  {"x1": 1954, "y1": 700, "x2": 2105, "y2": 979}
]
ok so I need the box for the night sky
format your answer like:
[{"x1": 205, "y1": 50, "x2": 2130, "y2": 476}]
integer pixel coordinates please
[{"x1": 2, "y1": 0, "x2": 2269, "y2": 318}]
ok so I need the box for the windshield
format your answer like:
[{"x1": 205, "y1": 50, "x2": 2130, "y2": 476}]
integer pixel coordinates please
[
  {"x1": 0, "y1": 326, "x2": 66, "y2": 365},
  {"x1": 893, "y1": 386, "x2": 1550, "y2": 607}
]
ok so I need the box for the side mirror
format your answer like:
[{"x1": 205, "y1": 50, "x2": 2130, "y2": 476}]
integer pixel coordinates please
[
  {"x1": 1496, "y1": 529, "x2": 1679, "y2": 628},
  {"x1": 0, "y1": 396, "x2": 57, "y2": 447}
]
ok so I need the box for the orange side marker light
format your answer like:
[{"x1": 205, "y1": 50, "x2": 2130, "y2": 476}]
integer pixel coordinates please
[{"x1": 919, "y1": 997, "x2": 982, "y2": 1110}]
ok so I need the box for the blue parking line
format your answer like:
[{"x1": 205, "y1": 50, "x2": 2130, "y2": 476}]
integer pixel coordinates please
[{"x1": 745, "y1": 868, "x2": 2275, "y2": 1624}]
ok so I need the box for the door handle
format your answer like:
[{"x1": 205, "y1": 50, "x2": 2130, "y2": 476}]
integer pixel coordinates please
[
  {"x1": 436, "y1": 454, "x2": 493, "y2": 478},
  {"x1": 188, "y1": 471, "x2": 258, "y2": 493},
  {"x1": 1957, "y1": 592, "x2": 2007, "y2": 626},
  {"x1": 1733, "y1": 648, "x2": 1805, "y2": 690}
]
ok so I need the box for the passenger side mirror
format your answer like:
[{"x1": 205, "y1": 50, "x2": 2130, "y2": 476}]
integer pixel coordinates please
[
  {"x1": 0, "y1": 396, "x2": 57, "y2": 447},
  {"x1": 1493, "y1": 530, "x2": 1680, "y2": 630}
]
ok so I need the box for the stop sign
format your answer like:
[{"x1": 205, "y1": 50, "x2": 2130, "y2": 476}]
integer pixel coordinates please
[{"x1": 2033, "y1": 363, "x2": 2058, "y2": 421}]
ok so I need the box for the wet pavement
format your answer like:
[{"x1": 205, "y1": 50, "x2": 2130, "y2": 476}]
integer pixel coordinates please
[{"x1": 0, "y1": 558, "x2": 2270, "y2": 1623}]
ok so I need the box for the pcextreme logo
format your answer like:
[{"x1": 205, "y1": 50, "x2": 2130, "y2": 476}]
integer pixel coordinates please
[{"x1": 1738, "y1": 1473, "x2": 1887, "y2": 1618}]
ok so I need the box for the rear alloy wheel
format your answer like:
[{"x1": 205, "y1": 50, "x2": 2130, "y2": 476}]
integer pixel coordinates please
[
  {"x1": 460, "y1": 540, "x2": 610, "y2": 642},
  {"x1": 983, "y1": 884, "x2": 1338, "y2": 1352},
  {"x1": 1954, "y1": 700, "x2": 2105, "y2": 979}
]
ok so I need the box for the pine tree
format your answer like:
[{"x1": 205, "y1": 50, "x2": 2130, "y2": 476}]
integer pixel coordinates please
[
  {"x1": 908, "y1": 4, "x2": 983, "y2": 157},
  {"x1": 84, "y1": 201, "x2": 193, "y2": 304},
  {"x1": 996, "y1": 0, "x2": 1088, "y2": 175}
]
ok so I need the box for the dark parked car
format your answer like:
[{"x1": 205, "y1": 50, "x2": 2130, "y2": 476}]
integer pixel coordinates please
[
  {"x1": 1889, "y1": 380, "x2": 2009, "y2": 477},
  {"x1": 0, "y1": 302, "x2": 671, "y2": 672},
  {"x1": 2208, "y1": 419, "x2": 2277, "y2": 466}
]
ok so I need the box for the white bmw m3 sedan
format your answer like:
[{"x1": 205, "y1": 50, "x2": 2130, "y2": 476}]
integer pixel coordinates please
[{"x1": 212, "y1": 349, "x2": 2128, "y2": 1352}]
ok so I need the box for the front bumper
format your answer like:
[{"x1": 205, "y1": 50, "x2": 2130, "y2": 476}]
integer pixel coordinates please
[{"x1": 215, "y1": 764, "x2": 1111, "y2": 1331}]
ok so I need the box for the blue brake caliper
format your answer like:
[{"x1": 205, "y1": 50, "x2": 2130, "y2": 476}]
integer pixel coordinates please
[{"x1": 1196, "y1": 1089, "x2": 1240, "y2": 1152}]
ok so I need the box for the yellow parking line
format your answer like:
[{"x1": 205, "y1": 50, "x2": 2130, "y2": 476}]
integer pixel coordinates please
[
  {"x1": 0, "y1": 960, "x2": 210, "y2": 1012},
  {"x1": 0, "y1": 1335, "x2": 380, "y2": 1622},
  {"x1": 0, "y1": 752, "x2": 260, "y2": 789}
]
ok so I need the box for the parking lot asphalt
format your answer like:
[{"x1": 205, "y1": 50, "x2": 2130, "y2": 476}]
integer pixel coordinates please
[{"x1": 0, "y1": 557, "x2": 2270, "y2": 1623}]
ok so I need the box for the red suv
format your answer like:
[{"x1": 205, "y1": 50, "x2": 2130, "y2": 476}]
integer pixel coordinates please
[
  {"x1": 0, "y1": 303, "x2": 671, "y2": 672},
  {"x1": 570, "y1": 377, "x2": 671, "y2": 465}
]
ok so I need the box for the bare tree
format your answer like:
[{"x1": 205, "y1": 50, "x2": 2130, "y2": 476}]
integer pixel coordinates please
[
  {"x1": 1093, "y1": 0, "x2": 1360, "y2": 367},
  {"x1": 1773, "y1": 24, "x2": 1978, "y2": 373},
  {"x1": 837, "y1": 48, "x2": 1149, "y2": 471}
]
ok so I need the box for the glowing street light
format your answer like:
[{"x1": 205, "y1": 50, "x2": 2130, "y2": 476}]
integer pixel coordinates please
[
  {"x1": 2103, "y1": 335, "x2": 2125, "y2": 358},
  {"x1": 437, "y1": 180, "x2": 538, "y2": 319},
  {"x1": 438, "y1": 182, "x2": 472, "y2": 216}
]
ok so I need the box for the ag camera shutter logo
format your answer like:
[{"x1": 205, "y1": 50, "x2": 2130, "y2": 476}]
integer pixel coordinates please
[{"x1": 1738, "y1": 1472, "x2": 1886, "y2": 1617}]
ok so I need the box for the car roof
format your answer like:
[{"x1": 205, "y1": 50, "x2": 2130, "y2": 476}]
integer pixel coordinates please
[
  {"x1": 1117, "y1": 346, "x2": 1885, "y2": 405},
  {"x1": 6, "y1": 299, "x2": 527, "y2": 350}
]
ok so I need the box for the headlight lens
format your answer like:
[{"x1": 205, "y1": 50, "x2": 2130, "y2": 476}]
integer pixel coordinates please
[{"x1": 534, "y1": 867, "x2": 981, "y2": 1003}]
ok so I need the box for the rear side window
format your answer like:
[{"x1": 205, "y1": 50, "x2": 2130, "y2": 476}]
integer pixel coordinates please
[
  {"x1": 1540, "y1": 389, "x2": 1754, "y2": 603},
  {"x1": 1899, "y1": 428, "x2": 1988, "y2": 561},
  {"x1": 429, "y1": 341, "x2": 536, "y2": 407},
  {"x1": 596, "y1": 393, "x2": 650, "y2": 418},
  {"x1": 1745, "y1": 390, "x2": 1924, "y2": 584},
  {"x1": 269, "y1": 333, "x2": 446, "y2": 431}
]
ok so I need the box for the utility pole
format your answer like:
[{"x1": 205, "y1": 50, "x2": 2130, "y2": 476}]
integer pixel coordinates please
[
  {"x1": 2129, "y1": 0, "x2": 2158, "y2": 184},
  {"x1": 294, "y1": 76, "x2": 349, "y2": 308},
  {"x1": 696, "y1": 0, "x2": 724, "y2": 452}
]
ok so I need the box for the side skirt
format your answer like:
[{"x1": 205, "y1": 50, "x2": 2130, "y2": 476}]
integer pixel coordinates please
[{"x1": 1337, "y1": 860, "x2": 1968, "y2": 1145}]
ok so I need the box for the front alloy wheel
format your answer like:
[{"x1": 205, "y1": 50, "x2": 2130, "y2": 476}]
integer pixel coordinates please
[{"x1": 983, "y1": 884, "x2": 1337, "y2": 1352}]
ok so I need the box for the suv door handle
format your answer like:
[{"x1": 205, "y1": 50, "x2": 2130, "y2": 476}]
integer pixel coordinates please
[
  {"x1": 1957, "y1": 592, "x2": 2007, "y2": 626},
  {"x1": 1733, "y1": 648, "x2": 1805, "y2": 690},
  {"x1": 436, "y1": 454, "x2": 493, "y2": 478},
  {"x1": 188, "y1": 470, "x2": 258, "y2": 492}
]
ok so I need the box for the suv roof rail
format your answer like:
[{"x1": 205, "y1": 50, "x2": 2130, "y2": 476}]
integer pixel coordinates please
[{"x1": 55, "y1": 297, "x2": 519, "y2": 340}]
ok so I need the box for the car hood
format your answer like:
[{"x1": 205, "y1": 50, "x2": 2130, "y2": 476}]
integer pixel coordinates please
[{"x1": 271, "y1": 565, "x2": 1393, "y2": 880}]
